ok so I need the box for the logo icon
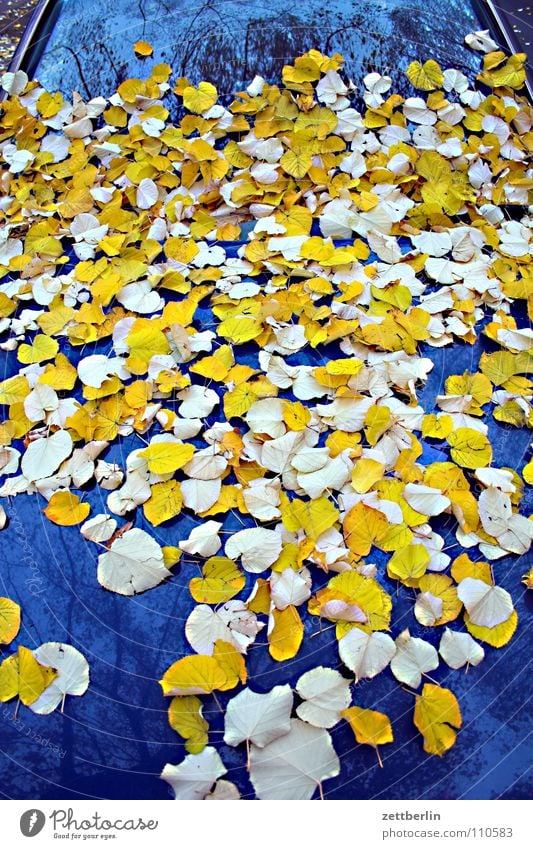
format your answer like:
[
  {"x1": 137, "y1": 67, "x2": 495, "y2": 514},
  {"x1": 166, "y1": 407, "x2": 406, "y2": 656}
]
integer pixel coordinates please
[{"x1": 20, "y1": 810, "x2": 46, "y2": 837}]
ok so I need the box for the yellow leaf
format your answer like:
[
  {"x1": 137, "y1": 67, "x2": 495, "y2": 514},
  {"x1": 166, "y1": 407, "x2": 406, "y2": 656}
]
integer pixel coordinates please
[
  {"x1": 0, "y1": 597, "x2": 21, "y2": 644},
  {"x1": 479, "y1": 54, "x2": 526, "y2": 90},
  {"x1": 162, "y1": 546, "x2": 182, "y2": 569},
  {"x1": 280, "y1": 149, "x2": 313, "y2": 179},
  {"x1": 43, "y1": 492, "x2": 90, "y2": 526},
  {"x1": 523, "y1": 459, "x2": 533, "y2": 485},
  {"x1": 450, "y1": 553, "x2": 492, "y2": 586},
  {"x1": 341, "y1": 706, "x2": 393, "y2": 764},
  {"x1": 223, "y1": 383, "x2": 259, "y2": 419},
  {"x1": 190, "y1": 346, "x2": 234, "y2": 381},
  {"x1": 17, "y1": 334, "x2": 59, "y2": 365},
  {"x1": 159, "y1": 655, "x2": 227, "y2": 696},
  {"x1": 189, "y1": 557, "x2": 245, "y2": 604},
  {"x1": 413, "y1": 684, "x2": 462, "y2": 756},
  {"x1": 282, "y1": 401, "x2": 311, "y2": 431},
  {"x1": 422, "y1": 414, "x2": 454, "y2": 440},
  {"x1": 344, "y1": 502, "x2": 389, "y2": 557},
  {"x1": 325, "y1": 358, "x2": 363, "y2": 376},
  {"x1": 126, "y1": 322, "x2": 171, "y2": 372},
  {"x1": 183, "y1": 81, "x2": 218, "y2": 114},
  {"x1": 25, "y1": 222, "x2": 63, "y2": 257},
  {"x1": 387, "y1": 544, "x2": 429, "y2": 587},
  {"x1": 37, "y1": 91, "x2": 63, "y2": 118},
  {"x1": 0, "y1": 647, "x2": 57, "y2": 706},
  {"x1": 0, "y1": 375, "x2": 30, "y2": 405},
  {"x1": 407, "y1": 60, "x2": 444, "y2": 91},
  {"x1": 327, "y1": 571, "x2": 392, "y2": 631},
  {"x1": 117, "y1": 78, "x2": 144, "y2": 103},
  {"x1": 134, "y1": 41, "x2": 153, "y2": 57},
  {"x1": 37, "y1": 306, "x2": 76, "y2": 337},
  {"x1": 139, "y1": 441, "x2": 195, "y2": 474},
  {"x1": 168, "y1": 695, "x2": 209, "y2": 754},
  {"x1": 218, "y1": 316, "x2": 262, "y2": 344},
  {"x1": 464, "y1": 610, "x2": 518, "y2": 648},
  {"x1": 447, "y1": 428, "x2": 492, "y2": 469},
  {"x1": 143, "y1": 480, "x2": 182, "y2": 526},
  {"x1": 326, "y1": 431, "x2": 361, "y2": 458},
  {"x1": 417, "y1": 574, "x2": 462, "y2": 626},
  {"x1": 351, "y1": 458, "x2": 385, "y2": 494},
  {"x1": 213, "y1": 640, "x2": 247, "y2": 690},
  {"x1": 268, "y1": 606, "x2": 303, "y2": 661},
  {"x1": 281, "y1": 495, "x2": 339, "y2": 540}
]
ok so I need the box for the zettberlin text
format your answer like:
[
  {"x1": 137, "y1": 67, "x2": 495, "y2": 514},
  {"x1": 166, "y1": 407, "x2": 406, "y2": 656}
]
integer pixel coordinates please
[{"x1": 382, "y1": 811, "x2": 441, "y2": 820}]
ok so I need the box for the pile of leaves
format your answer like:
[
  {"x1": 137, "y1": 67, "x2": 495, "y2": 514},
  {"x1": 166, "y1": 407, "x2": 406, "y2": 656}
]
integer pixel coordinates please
[{"x1": 0, "y1": 31, "x2": 532, "y2": 799}]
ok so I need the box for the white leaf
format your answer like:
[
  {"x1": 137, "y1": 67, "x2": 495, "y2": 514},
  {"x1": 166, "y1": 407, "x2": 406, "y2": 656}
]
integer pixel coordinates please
[
  {"x1": 319, "y1": 599, "x2": 367, "y2": 623},
  {"x1": 97, "y1": 528, "x2": 169, "y2": 595},
  {"x1": 181, "y1": 479, "x2": 221, "y2": 513},
  {"x1": 296, "y1": 453, "x2": 352, "y2": 499},
  {"x1": 1, "y1": 70, "x2": 28, "y2": 95},
  {"x1": 179, "y1": 521, "x2": 222, "y2": 557},
  {"x1": 107, "y1": 471, "x2": 150, "y2": 515},
  {"x1": 390, "y1": 629, "x2": 439, "y2": 688},
  {"x1": 70, "y1": 213, "x2": 108, "y2": 244},
  {"x1": 465, "y1": 29, "x2": 500, "y2": 52},
  {"x1": 243, "y1": 477, "x2": 281, "y2": 521},
  {"x1": 21, "y1": 430, "x2": 73, "y2": 482},
  {"x1": 204, "y1": 780, "x2": 241, "y2": 800},
  {"x1": 77, "y1": 354, "x2": 129, "y2": 389},
  {"x1": 475, "y1": 468, "x2": 515, "y2": 494},
  {"x1": 478, "y1": 486, "x2": 533, "y2": 553},
  {"x1": 177, "y1": 385, "x2": 219, "y2": 418},
  {"x1": 224, "y1": 685, "x2": 293, "y2": 748},
  {"x1": 249, "y1": 719, "x2": 340, "y2": 800},
  {"x1": 40, "y1": 133, "x2": 70, "y2": 163},
  {"x1": 161, "y1": 748, "x2": 226, "y2": 800},
  {"x1": 136, "y1": 178, "x2": 159, "y2": 209},
  {"x1": 478, "y1": 486, "x2": 512, "y2": 538},
  {"x1": 185, "y1": 602, "x2": 263, "y2": 655},
  {"x1": 30, "y1": 643, "x2": 89, "y2": 714},
  {"x1": 245, "y1": 398, "x2": 286, "y2": 438},
  {"x1": 415, "y1": 591, "x2": 444, "y2": 626},
  {"x1": 225, "y1": 528, "x2": 282, "y2": 573},
  {"x1": 117, "y1": 281, "x2": 163, "y2": 314},
  {"x1": 260, "y1": 431, "x2": 307, "y2": 474},
  {"x1": 80, "y1": 513, "x2": 117, "y2": 543},
  {"x1": 403, "y1": 483, "x2": 450, "y2": 516},
  {"x1": 185, "y1": 604, "x2": 240, "y2": 654},
  {"x1": 411, "y1": 231, "x2": 453, "y2": 258},
  {"x1": 23, "y1": 384, "x2": 59, "y2": 422},
  {"x1": 183, "y1": 448, "x2": 227, "y2": 480},
  {"x1": 295, "y1": 667, "x2": 351, "y2": 728},
  {"x1": 457, "y1": 578, "x2": 513, "y2": 628},
  {"x1": 95, "y1": 460, "x2": 124, "y2": 491},
  {"x1": 338, "y1": 628, "x2": 396, "y2": 680},
  {"x1": 439, "y1": 628, "x2": 485, "y2": 669},
  {"x1": 270, "y1": 567, "x2": 312, "y2": 611},
  {"x1": 403, "y1": 97, "x2": 436, "y2": 125}
]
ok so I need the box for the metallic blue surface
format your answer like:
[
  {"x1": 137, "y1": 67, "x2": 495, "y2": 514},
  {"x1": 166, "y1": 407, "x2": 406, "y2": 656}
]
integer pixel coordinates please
[
  {"x1": 0, "y1": 0, "x2": 531, "y2": 795},
  {"x1": 0, "y1": 240, "x2": 532, "y2": 799}
]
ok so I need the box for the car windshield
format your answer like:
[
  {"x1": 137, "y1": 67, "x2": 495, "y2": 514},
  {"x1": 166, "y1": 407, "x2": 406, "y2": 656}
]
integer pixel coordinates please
[{"x1": 29, "y1": 0, "x2": 492, "y2": 100}]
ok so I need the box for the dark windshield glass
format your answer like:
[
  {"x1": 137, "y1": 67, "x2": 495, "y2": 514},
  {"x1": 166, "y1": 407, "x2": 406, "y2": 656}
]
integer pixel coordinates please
[{"x1": 29, "y1": 0, "x2": 491, "y2": 99}]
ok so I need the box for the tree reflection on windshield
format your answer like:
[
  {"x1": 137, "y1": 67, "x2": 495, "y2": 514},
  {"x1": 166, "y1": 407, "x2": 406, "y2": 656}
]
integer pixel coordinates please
[{"x1": 32, "y1": 0, "x2": 487, "y2": 100}]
